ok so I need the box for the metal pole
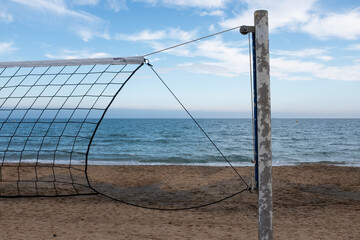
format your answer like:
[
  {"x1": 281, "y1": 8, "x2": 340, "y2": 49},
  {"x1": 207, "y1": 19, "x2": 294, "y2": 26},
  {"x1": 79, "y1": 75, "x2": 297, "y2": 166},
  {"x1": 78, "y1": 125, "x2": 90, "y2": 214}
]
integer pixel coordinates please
[
  {"x1": 254, "y1": 10, "x2": 273, "y2": 240},
  {"x1": 252, "y1": 30, "x2": 259, "y2": 191}
]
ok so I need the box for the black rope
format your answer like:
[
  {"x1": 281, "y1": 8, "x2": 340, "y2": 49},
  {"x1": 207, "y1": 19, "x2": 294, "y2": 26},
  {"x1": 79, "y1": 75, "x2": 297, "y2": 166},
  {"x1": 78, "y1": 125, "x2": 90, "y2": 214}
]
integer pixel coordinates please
[
  {"x1": 83, "y1": 61, "x2": 251, "y2": 210},
  {"x1": 83, "y1": 63, "x2": 250, "y2": 210},
  {"x1": 87, "y1": 62, "x2": 251, "y2": 211},
  {"x1": 95, "y1": 188, "x2": 248, "y2": 211},
  {"x1": 147, "y1": 63, "x2": 250, "y2": 189}
]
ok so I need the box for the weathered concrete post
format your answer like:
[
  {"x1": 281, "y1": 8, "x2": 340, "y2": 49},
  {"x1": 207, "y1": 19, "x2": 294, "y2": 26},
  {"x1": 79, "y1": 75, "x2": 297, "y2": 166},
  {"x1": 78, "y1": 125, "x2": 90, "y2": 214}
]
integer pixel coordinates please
[{"x1": 254, "y1": 10, "x2": 273, "y2": 240}]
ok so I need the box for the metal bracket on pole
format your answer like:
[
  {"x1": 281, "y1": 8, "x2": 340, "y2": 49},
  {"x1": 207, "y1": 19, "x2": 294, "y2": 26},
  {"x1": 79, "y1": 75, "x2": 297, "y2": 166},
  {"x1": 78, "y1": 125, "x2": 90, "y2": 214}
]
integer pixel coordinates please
[{"x1": 240, "y1": 25, "x2": 255, "y2": 35}]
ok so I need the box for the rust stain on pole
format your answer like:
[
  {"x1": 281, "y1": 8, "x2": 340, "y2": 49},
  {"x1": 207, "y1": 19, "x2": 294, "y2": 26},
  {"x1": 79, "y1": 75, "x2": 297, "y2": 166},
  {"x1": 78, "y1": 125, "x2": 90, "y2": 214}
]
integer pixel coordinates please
[{"x1": 255, "y1": 10, "x2": 273, "y2": 240}]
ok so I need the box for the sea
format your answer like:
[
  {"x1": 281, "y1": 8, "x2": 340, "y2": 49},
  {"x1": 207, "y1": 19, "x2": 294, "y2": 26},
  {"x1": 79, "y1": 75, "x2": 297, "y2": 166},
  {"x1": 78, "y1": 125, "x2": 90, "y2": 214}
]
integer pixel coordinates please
[
  {"x1": 1, "y1": 118, "x2": 359, "y2": 166},
  {"x1": 87, "y1": 118, "x2": 360, "y2": 166}
]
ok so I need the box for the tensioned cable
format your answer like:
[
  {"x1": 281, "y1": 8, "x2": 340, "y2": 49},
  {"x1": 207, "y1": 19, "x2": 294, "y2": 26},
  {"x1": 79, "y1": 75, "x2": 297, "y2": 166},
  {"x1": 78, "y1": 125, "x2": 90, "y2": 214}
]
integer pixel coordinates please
[
  {"x1": 147, "y1": 62, "x2": 249, "y2": 189},
  {"x1": 144, "y1": 26, "x2": 241, "y2": 57}
]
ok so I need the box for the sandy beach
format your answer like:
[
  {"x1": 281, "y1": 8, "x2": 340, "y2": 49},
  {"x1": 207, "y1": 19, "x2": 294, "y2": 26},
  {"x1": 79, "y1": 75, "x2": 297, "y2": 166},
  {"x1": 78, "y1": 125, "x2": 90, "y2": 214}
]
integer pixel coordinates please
[{"x1": 0, "y1": 164, "x2": 359, "y2": 239}]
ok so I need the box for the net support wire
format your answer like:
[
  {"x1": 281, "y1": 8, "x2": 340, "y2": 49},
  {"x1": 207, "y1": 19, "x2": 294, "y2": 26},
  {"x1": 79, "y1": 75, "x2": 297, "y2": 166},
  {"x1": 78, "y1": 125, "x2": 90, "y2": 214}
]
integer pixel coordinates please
[
  {"x1": 145, "y1": 59, "x2": 250, "y2": 190},
  {"x1": 142, "y1": 25, "x2": 258, "y2": 192}
]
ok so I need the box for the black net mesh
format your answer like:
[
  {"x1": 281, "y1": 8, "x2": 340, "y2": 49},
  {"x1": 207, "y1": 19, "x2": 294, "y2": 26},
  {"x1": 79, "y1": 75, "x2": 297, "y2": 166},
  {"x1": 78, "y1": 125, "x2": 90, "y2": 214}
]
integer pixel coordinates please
[{"x1": 0, "y1": 60, "x2": 144, "y2": 197}]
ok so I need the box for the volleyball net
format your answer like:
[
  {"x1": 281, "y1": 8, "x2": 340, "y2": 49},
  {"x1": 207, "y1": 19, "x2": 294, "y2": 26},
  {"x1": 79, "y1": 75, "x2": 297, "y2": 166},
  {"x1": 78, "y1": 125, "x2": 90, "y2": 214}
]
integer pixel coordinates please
[
  {"x1": 0, "y1": 26, "x2": 257, "y2": 211},
  {"x1": 0, "y1": 54, "x2": 252, "y2": 210},
  {"x1": 0, "y1": 57, "x2": 145, "y2": 197}
]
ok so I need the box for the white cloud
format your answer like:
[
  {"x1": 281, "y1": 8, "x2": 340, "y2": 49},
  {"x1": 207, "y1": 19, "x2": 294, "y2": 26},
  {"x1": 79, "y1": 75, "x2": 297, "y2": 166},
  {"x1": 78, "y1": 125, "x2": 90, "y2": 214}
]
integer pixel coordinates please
[
  {"x1": 107, "y1": 0, "x2": 128, "y2": 11},
  {"x1": 117, "y1": 30, "x2": 165, "y2": 41},
  {"x1": 272, "y1": 48, "x2": 333, "y2": 61},
  {"x1": 302, "y1": 8, "x2": 360, "y2": 40},
  {"x1": 10, "y1": 0, "x2": 98, "y2": 22},
  {"x1": 172, "y1": 38, "x2": 250, "y2": 77},
  {"x1": 46, "y1": 49, "x2": 111, "y2": 59},
  {"x1": 148, "y1": 57, "x2": 166, "y2": 63},
  {"x1": 195, "y1": 38, "x2": 247, "y2": 64},
  {"x1": 74, "y1": 27, "x2": 111, "y2": 42},
  {"x1": 118, "y1": 25, "x2": 250, "y2": 76},
  {"x1": 147, "y1": 41, "x2": 192, "y2": 56},
  {"x1": 116, "y1": 28, "x2": 197, "y2": 42},
  {"x1": 199, "y1": 10, "x2": 224, "y2": 17},
  {"x1": 0, "y1": 42, "x2": 18, "y2": 55},
  {"x1": 119, "y1": 30, "x2": 249, "y2": 77},
  {"x1": 73, "y1": 0, "x2": 99, "y2": 5},
  {"x1": 0, "y1": 11, "x2": 13, "y2": 22},
  {"x1": 221, "y1": 1, "x2": 360, "y2": 40},
  {"x1": 221, "y1": 0, "x2": 316, "y2": 31},
  {"x1": 271, "y1": 57, "x2": 322, "y2": 80},
  {"x1": 117, "y1": 28, "x2": 250, "y2": 77},
  {"x1": 348, "y1": 44, "x2": 360, "y2": 50},
  {"x1": 134, "y1": 0, "x2": 231, "y2": 9},
  {"x1": 10, "y1": 0, "x2": 109, "y2": 41},
  {"x1": 316, "y1": 65, "x2": 360, "y2": 81},
  {"x1": 315, "y1": 55, "x2": 333, "y2": 61},
  {"x1": 271, "y1": 57, "x2": 360, "y2": 82}
]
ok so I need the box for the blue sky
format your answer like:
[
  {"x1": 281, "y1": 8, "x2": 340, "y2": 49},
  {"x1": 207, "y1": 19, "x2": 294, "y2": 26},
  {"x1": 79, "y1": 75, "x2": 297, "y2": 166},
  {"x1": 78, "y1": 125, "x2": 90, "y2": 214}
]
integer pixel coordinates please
[{"x1": 0, "y1": 0, "x2": 360, "y2": 118}]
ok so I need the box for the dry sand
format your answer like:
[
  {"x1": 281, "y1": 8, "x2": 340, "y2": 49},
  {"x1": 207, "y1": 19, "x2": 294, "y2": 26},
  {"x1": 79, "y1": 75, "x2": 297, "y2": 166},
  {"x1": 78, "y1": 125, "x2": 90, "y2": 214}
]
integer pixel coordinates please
[{"x1": 0, "y1": 164, "x2": 360, "y2": 239}]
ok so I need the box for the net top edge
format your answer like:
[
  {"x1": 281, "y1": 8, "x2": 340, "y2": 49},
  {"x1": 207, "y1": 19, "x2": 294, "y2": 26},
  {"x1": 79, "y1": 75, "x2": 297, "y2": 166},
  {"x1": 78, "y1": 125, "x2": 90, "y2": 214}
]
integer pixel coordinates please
[{"x1": 0, "y1": 56, "x2": 145, "y2": 68}]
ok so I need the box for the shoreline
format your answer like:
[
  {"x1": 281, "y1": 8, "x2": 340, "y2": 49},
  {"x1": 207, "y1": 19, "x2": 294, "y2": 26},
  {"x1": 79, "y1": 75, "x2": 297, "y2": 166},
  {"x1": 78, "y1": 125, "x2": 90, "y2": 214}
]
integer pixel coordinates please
[{"x1": 2, "y1": 159, "x2": 360, "y2": 167}]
